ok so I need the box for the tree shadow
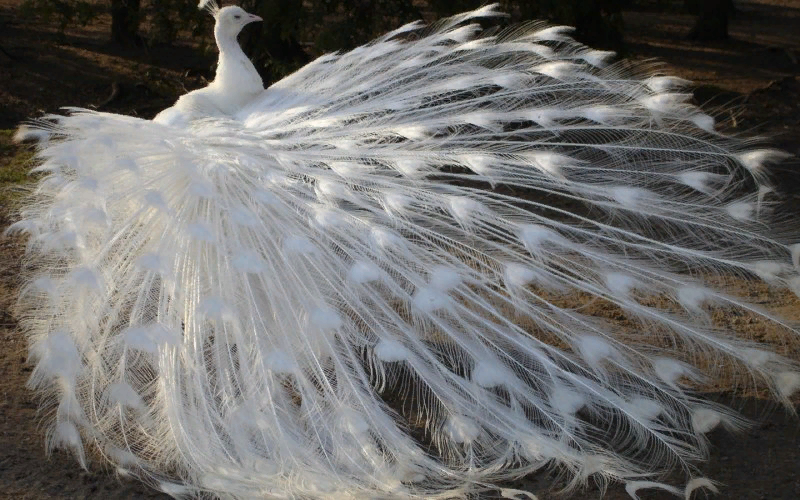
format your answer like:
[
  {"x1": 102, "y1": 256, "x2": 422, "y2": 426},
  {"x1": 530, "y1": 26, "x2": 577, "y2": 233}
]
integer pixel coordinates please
[{"x1": 0, "y1": 6, "x2": 216, "y2": 128}]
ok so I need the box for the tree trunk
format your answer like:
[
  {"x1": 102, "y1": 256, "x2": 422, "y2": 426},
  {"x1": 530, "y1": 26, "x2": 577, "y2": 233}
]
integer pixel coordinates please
[
  {"x1": 686, "y1": 0, "x2": 734, "y2": 41},
  {"x1": 110, "y1": 0, "x2": 141, "y2": 46}
]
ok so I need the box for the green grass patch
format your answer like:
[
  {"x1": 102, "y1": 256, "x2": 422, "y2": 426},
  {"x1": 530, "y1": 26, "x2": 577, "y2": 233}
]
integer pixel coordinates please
[
  {"x1": 0, "y1": 129, "x2": 36, "y2": 206},
  {"x1": 0, "y1": 130, "x2": 35, "y2": 184}
]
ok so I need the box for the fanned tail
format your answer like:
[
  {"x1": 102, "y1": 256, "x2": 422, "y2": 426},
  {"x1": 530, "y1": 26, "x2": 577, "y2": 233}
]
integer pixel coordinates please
[{"x1": 11, "y1": 5, "x2": 800, "y2": 499}]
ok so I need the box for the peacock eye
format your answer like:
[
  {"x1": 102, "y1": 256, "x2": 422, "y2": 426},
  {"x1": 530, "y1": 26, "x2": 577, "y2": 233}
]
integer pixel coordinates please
[{"x1": 234, "y1": 15, "x2": 241, "y2": 19}]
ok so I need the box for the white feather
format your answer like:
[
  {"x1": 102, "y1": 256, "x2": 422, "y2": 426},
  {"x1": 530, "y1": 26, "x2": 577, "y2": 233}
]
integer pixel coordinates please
[{"x1": 13, "y1": 4, "x2": 800, "y2": 500}]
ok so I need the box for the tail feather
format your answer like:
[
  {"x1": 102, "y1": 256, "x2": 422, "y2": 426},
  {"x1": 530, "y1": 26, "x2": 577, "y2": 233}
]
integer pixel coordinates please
[{"x1": 12, "y1": 5, "x2": 800, "y2": 499}]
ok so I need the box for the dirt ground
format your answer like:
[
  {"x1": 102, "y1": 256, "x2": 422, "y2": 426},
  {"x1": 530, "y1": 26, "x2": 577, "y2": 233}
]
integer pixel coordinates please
[{"x1": 1, "y1": 1, "x2": 799, "y2": 499}]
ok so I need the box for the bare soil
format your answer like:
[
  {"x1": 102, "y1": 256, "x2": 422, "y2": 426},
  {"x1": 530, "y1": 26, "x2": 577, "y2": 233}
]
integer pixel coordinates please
[{"x1": 1, "y1": 1, "x2": 799, "y2": 499}]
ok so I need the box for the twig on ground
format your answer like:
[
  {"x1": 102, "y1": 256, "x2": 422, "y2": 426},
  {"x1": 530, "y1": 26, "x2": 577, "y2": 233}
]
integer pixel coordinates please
[
  {"x1": 0, "y1": 43, "x2": 16, "y2": 61},
  {"x1": 95, "y1": 82, "x2": 122, "y2": 110}
]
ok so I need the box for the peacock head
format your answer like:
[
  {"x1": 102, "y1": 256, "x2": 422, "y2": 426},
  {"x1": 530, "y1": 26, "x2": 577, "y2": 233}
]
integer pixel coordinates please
[{"x1": 199, "y1": 1, "x2": 262, "y2": 38}]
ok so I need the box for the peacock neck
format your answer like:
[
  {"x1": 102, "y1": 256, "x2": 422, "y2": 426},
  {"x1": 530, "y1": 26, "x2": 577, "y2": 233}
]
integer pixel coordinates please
[
  {"x1": 214, "y1": 24, "x2": 243, "y2": 58},
  {"x1": 212, "y1": 25, "x2": 264, "y2": 97}
]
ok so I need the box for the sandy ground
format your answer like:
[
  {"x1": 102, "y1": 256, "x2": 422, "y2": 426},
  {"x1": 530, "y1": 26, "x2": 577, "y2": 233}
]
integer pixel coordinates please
[{"x1": 1, "y1": 1, "x2": 799, "y2": 499}]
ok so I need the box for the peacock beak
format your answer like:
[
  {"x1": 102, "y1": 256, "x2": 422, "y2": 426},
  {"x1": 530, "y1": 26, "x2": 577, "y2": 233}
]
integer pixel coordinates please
[{"x1": 247, "y1": 14, "x2": 262, "y2": 23}]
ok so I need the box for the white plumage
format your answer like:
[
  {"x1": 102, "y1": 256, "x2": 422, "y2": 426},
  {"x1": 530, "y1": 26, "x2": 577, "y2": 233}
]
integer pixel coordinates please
[{"x1": 10, "y1": 2, "x2": 800, "y2": 499}]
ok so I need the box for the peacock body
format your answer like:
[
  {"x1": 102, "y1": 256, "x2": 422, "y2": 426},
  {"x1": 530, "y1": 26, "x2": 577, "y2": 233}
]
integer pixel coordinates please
[{"x1": 10, "y1": 2, "x2": 800, "y2": 499}]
